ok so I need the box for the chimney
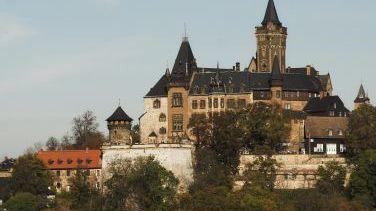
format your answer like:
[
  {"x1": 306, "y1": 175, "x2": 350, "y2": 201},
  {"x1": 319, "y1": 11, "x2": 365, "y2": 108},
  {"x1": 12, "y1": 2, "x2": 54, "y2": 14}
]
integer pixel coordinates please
[
  {"x1": 306, "y1": 65, "x2": 311, "y2": 76},
  {"x1": 235, "y1": 62, "x2": 240, "y2": 71},
  {"x1": 232, "y1": 66, "x2": 235, "y2": 71}
]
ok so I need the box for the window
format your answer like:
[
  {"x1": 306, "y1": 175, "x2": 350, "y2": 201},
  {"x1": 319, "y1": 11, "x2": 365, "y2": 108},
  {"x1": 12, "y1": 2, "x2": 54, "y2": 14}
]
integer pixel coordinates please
[
  {"x1": 208, "y1": 98, "x2": 212, "y2": 108},
  {"x1": 96, "y1": 182, "x2": 101, "y2": 189},
  {"x1": 159, "y1": 113, "x2": 166, "y2": 122},
  {"x1": 67, "y1": 170, "x2": 71, "y2": 177},
  {"x1": 227, "y1": 99, "x2": 236, "y2": 109},
  {"x1": 330, "y1": 111, "x2": 335, "y2": 117},
  {"x1": 308, "y1": 93, "x2": 312, "y2": 98},
  {"x1": 213, "y1": 98, "x2": 218, "y2": 108},
  {"x1": 159, "y1": 127, "x2": 166, "y2": 135},
  {"x1": 153, "y1": 99, "x2": 161, "y2": 108},
  {"x1": 192, "y1": 100, "x2": 198, "y2": 109},
  {"x1": 284, "y1": 92, "x2": 289, "y2": 98},
  {"x1": 297, "y1": 91, "x2": 300, "y2": 98},
  {"x1": 238, "y1": 99, "x2": 246, "y2": 108},
  {"x1": 260, "y1": 92, "x2": 264, "y2": 98},
  {"x1": 86, "y1": 169, "x2": 90, "y2": 176},
  {"x1": 172, "y1": 93, "x2": 183, "y2": 107},
  {"x1": 96, "y1": 170, "x2": 101, "y2": 177},
  {"x1": 56, "y1": 170, "x2": 61, "y2": 177},
  {"x1": 284, "y1": 103, "x2": 291, "y2": 110},
  {"x1": 199, "y1": 100, "x2": 206, "y2": 109},
  {"x1": 276, "y1": 90, "x2": 281, "y2": 98},
  {"x1": 340, "y1": 144, "x2": 346, "y2": 153},
  {"x1": 338, "y1": 130, "x2": 343, "y2": 136},
  {"x1": 172, "y1": 114, "x2": 183, "y2": 131},
  {"x1": 66, "y1": 186, "x2": 71, "y2": 192},
  {"x1": 67, "y1": 159, "x2": 73, "y2": 164},
  {"x1": 328, "y1": 129, "x2": 333, "y2": 136},
  {"x1": 57, "y1": 182, "x2": 61, "y2": 189},
  {"x1": 220, "y1": 98, "x2": 225, "y2": 108},
  {"x1": 314, "y1": 144, "x2": 324, "y2": 152}
]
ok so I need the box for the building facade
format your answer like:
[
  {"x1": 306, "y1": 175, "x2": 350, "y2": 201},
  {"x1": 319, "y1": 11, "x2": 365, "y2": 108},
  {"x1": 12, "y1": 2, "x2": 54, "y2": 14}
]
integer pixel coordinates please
[{"x1": 37, "y1": 150, "x2": 102, "y2": 192}]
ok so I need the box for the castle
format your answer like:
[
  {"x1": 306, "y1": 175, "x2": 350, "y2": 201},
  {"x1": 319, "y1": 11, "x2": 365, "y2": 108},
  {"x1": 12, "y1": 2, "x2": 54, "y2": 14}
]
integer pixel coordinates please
[{"x1": 139, "y1": 0, "x2": 370, "y2": 154}]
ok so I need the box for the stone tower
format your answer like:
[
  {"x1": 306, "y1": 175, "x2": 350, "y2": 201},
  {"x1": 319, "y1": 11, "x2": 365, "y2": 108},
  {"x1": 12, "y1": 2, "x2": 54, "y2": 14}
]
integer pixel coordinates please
[
  {"x1": 255, "y1": 0, "x2": 287, "y2": 72},
  {"x1": 106, "y1": 106, "x2": 133, "y2": 145},
  {"x1": 354, "y1": 84, "x2": 370, "y2": 110}
]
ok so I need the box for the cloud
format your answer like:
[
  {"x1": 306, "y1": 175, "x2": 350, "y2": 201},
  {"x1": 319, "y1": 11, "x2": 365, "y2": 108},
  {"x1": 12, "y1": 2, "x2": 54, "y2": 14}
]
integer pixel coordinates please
[{"x1": 0, "y1": 14, "x2": 36, "y2": 46}]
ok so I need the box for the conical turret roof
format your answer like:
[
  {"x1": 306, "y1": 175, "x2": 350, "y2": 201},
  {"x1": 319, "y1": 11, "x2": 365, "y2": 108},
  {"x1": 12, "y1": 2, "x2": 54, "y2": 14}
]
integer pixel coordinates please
[
  {"x1": 261, "y1": 0, "x2": 282, "y2": 26},
  {"x1": 270, "y1": 56, "x2": 283, "y2": 86},
  {"x1": 171, "y1": 39, "x2": 196, "y2": 80},
  {"x1": 354, "y1": 84, "x2": 370, "y2": 103},
  {"x1": 106, "y1": 106, "x2": 133, "y2": 122}
]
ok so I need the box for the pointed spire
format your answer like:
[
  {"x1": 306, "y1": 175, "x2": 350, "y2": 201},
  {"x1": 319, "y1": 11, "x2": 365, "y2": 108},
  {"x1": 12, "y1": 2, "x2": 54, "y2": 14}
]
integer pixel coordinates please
[
  {"x1": 262, "y1": 0, "x2": 282, "y2": 26},
  {"x1": 270, "y1": 56, "x2": 283, "y2": 86},
  {"x1": 165, "y1": 67, "x2": 171, "y2": 78},
  {"x1": 354, "y1": 84, "x2": 370, "y2": 103},
  {"x1": 171, "y1": 39, "x2": 196, "y2": 78}
]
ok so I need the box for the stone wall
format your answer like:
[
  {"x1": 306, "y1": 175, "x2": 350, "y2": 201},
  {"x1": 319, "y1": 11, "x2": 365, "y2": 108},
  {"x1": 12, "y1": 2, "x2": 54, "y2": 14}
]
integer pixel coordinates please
[
  {"x1": 239, "y1": 154, "x2": 349, "y2": 189},
  {"x1": 102, "y1": 144, "x2": 194, "y2": 191}
]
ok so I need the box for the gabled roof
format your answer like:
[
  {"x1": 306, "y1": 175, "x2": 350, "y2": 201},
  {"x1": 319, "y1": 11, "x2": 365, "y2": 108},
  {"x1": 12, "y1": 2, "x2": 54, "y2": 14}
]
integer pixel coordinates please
[
  {"x1": 261, "y1": 0, "x2": 282, "y2": 26},
  {"x1": 106, "y1": 106, "x2": 133, "y2": 122},
  {"x1": 270, "y1": 56, "x2": 283, "y2": 86},
  {"x1": 354, "y1": 84, "x2": 370, "y2": 103},
  {"x1": 37, "y1": 150, "x2": 101, "y2": 170},
  {"x1": 305, "y1": 116, "x2": 348, "y2": 139},
  {"x1": 304, "y1": 96, "x2": 350, "y2": 114},
  {"x1": 149, "y1": 132, "x2": 157, "y2": 138}
]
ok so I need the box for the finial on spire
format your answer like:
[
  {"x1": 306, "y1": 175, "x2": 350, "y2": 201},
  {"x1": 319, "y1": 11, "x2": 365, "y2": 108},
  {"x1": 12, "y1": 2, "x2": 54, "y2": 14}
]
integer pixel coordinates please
[
  {"x1": 182, "y1": 23, "x2": 188, "y2": 42},
  {"x1": 118, "y1": 98, "x2": 121, "y2": 107}
]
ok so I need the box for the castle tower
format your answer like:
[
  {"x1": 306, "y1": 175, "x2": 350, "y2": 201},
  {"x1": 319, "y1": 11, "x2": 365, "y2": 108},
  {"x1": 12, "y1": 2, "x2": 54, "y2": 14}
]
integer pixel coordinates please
[
  {"x1": 354, "y1": 84, "x2": 370, "y2": 110},
  {"x1": 106, "y1": 106, "x2": 133, "y2": 145},
  {"x1": 270, "y1": 56, "x2": 283, "y2": 104},
  {"x1": 255, "y1": 0, "x2": 287, "y2": 72}
]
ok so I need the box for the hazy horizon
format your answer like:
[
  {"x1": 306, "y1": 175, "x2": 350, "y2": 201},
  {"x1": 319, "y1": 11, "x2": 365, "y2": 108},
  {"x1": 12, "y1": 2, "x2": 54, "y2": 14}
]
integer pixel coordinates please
[{"x1": 1, "y1": 0, "x2": 375, "y2": 159}]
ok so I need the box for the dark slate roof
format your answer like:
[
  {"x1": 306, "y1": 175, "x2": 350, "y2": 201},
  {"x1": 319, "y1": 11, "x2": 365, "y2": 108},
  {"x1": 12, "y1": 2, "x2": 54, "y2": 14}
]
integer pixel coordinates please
[
  {"x1": 145, "y1": 75, "x2": 168, "y2": 97},
  {"x1": 317, "y1": 74, "x2": 330, "y2": 89},
  {"x1": 0, "y1": 158, "x2": 15, "y2": 171},
  {"x1": 286, "y1": 67, "x2": 318, "y2": 76},
  {"x1": 261, "y1": 0, "x2": 282, "y2": 26},
  {"x1": 304, "y1": 96, "x2": 350, "y2": 114},
  {"x1": 189, "y1": 69, "x2": 323, "y2": 95},
  {"x1": 354, "y1": 84, "x2": 370, "y2": 103},
  {"x1": 170, "y1": 40, "x2": 196, "y2": 82},
  {"x1": 106, "y1": 106, "x2": 133, "y2": 122},
  {"x1": 270, "y1": 57, "x2": 283, "y2": 86},
  {"x1": 149, "y1": 132, "x2": 157, "y2": 137}
]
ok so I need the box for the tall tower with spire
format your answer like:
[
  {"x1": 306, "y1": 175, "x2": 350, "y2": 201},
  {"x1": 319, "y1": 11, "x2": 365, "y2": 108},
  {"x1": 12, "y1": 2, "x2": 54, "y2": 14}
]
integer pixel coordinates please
[
  {"x1": 255, "y1": 0, "x2": 287, "y2": 72},
  {"x1": 354, "y1": 84, "x2": 370, "y2": 109}
]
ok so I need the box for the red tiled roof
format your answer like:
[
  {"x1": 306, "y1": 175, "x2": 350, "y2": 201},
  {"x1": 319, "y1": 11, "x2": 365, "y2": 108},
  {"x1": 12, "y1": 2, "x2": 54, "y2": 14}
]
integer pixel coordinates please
[{"x1": 37, "y1": 150, "x2": 101, "y2": 170}]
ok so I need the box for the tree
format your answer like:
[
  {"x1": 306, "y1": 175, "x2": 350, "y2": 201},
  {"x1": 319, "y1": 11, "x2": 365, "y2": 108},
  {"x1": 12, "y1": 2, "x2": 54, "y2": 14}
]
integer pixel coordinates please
[
  {"x1": 71, "y1": 110, "x2": 104, "y2": 149},
  {"x1": 3, "y1": 192, "x2": 39, "y2": 211},
  {"x1": 240, "y1": 102, "x2": 291, "y2": 154},
  {"x1": 45, "y1": 137, "x2": 59, "y2": 151},
  {"x1": 188, "y1": 113, "x2": 212, "y2": 147},
  {"x1": 347, "y1": 104, "x2": 376, "y2": 158},
  {"x1": 60, "y1": 134, "x2": 73, "y2": 150},
  {"x1": 10, "y1": 153, "x2": 52, "y2": 196},
  {"x1": 68, "y1": 170, "x2": 100, "y2": 210},
  {"x1": 316, "y1": 160, "x2": 347, "y2": 194},
  {"x1": 243, "y1": 155, "x2": 280, "y2": 191},
  {"x1": 131, "y1": 124, "x2": 140, "y2": 144},
  {"x1": 348, "y1": 150, "x2": 376, "y2": 208},
  {"x1": 104, "y1": 156, "x2": 179, "y2": 211}
]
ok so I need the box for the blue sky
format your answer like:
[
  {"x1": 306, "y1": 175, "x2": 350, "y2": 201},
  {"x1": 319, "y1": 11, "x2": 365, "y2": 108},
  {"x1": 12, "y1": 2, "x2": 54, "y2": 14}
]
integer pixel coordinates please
[{"x1": 0, "y1": 0, "x2": 375, "y2": 158}]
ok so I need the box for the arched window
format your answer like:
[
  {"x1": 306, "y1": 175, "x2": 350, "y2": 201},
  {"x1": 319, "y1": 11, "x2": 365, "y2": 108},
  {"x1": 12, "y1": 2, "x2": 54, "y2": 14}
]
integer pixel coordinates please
[
  {"x1": 159, "y1": 113, "x2": 166, "y2": 122},
  {"x1": 153, "y1": 99, "x2": 161, "y2": 109},
  {"x1": 159, "y1": 127, "x2": 166, "y2": 135}
]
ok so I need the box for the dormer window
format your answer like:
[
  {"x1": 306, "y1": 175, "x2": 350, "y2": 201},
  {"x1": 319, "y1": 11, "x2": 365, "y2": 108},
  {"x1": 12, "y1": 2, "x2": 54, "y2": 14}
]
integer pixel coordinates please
[
  {"x1": 338, "y1": 130, "x2": 343, "y2": 136},
  {"x1": 57, "y1": 159, "x2": 63, "y2": 165},
  {"x1": 67, "y1": 159, "x2": 73, "y2": 164},
  {"x1": 86, "y1": 159, "x2": 92, "y2": 164},
  {"x1": 328, "y1": 129, "x2": 333, "y2": 136},
  {"x1": 153, "y1": 99, "x2": 161, "y2": 109},
  {"x1": 48, "y1": 159, "x2": 54, "y2": 165},
  {"x1": 77, "y1": 159, "x2": 83, "y2": 164}
]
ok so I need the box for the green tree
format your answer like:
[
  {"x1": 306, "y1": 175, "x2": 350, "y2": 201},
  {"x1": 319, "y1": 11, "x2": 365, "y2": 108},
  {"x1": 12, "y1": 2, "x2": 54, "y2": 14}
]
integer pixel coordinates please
[
  {"x1": 316, "y1": 160, "x2": 347, "y2": 194},
  {"x1": 348, "y1": 150, "x2": 376, "y2": 208},
  {"x1": 104, "y1": 156, "x2": 179, "y2": 211},
  {"x1": 3, "y1": 192, "x2": 39, "y2": 211},
  {"x1": 188, "y1": 113, "x2": 212, "y2": 147},
  {"x1": 243, "y1": 155, "x2": 280, "y2": 191},
  {"x1": 240, "y1": 102, "x2": 291, "y2": 154},
  {"x1": 347, "y1": 104, "x2": 376, "y2": 158},
  {"x1": 68, "y1": 170, "x2": 100, "y2": 210},
  {"x1": 10, "y1": 153, "x2": 52, "y2": 196},
  {"x1": 131, "y1": 124, "x2": 141, "y2": 144}
]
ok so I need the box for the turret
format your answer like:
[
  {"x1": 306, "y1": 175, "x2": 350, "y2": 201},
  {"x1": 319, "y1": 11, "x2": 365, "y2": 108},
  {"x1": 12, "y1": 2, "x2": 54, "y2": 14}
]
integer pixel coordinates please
[
  {"x1": 106, "y1": 106, "x2": 133, "y2": 145},
  {"x1": 354, "y1": 84, "x2": 370, "y2": 109}
]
